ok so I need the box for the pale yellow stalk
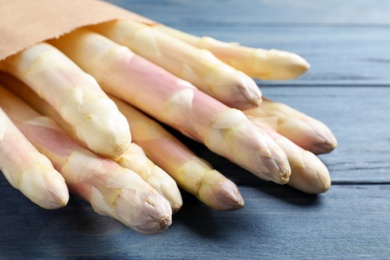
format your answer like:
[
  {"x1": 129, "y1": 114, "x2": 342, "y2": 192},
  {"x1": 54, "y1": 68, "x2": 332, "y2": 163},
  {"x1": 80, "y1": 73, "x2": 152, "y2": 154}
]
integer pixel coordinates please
[
  {"x1": 0, "y1": 86, "x2": 172, "y2": 234},
  {"x1": 0, "y1": 43, "x2": 131, "y2": 158},
  {"x1": 50, "y1": 28, "x2": 290, "y2": 185},
  {"x1": 113, "y1": 96, "x2": 244, "y2": 210},
  {"x1": 91, "y1": 20, "x2": 262, "y2": 110},
  {"x1": 0, "y1": 106, "x2": 68, "y2": 209},
  {"x1": 151, "y1": 23, "x2": 310, "y2": 80},
  {"x1": 244, "y1": 98, "x2": 337, "y2": 154}
]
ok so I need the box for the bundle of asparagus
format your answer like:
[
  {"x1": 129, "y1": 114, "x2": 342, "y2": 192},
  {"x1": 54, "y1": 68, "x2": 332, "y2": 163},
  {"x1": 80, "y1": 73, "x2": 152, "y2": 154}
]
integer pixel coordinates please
[
  {"x1": 0, "y1": 72, "x2": 183, "y2": 213},
  {"x1": 49, "y1": 28, "x2": 291, "y2": 185},
  {"x1": 0, "y1": 85, "x2": 172, "y2": 234},
  {"x1": 0, "y1": 9, "x2": 337, "y2": 235}
]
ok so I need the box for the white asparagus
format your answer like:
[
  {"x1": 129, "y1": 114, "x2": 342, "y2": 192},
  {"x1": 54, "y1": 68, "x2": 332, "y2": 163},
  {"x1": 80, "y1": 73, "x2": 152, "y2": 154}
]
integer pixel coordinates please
[
  {"x1": 50, "y1": 28, "x2": 291, "y2": 184},
  {"x1": 0, "y1": 107, "x2": 69, "y2": 209},
  {"x1": 0, "y1": 43, "x2": 131, "y2": 158},
  {"x1": 0, "y1": 85, "x2": 172, "y2": 234},
  {"x1": 0, "y1": 72, "x2": 183, "y2": 212},
  {"x1": 91, "y1": 20, "x2": 262, "y2": 110}
]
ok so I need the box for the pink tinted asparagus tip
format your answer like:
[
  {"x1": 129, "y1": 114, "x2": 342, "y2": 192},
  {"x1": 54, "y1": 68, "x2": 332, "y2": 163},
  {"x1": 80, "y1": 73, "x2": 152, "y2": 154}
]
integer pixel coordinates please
[
  {"x1": 208, "y1": 180, "x2": 245, "y2": 210},
  {"x1": 197, "y1": 170, "x2": 245, "y2": 210},
  {"x1": 291, "y1": 118, "x2": 338, "y2": 154},
  {"x1": 307, "y1": 121, "x2": 337, "y2": 154},
  {"x1": 131, "y1": 191, "x2": 173, "y2": 234},
  {"x1": 234, "y1": 71, "x2": 262, "y2": 109}
]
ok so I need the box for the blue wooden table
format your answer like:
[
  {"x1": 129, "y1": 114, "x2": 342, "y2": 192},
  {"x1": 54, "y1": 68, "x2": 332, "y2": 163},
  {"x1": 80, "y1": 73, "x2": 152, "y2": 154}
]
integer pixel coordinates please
[{"x1": 1, "y1": 1, "x2": 390, "y2": 259}]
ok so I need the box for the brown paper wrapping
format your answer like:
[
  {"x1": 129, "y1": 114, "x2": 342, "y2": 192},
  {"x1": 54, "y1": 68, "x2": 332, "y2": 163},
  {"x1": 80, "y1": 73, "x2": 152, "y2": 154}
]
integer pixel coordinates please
[{"x1": 0, "y1": 0, "x2": 152, "y2": 61}]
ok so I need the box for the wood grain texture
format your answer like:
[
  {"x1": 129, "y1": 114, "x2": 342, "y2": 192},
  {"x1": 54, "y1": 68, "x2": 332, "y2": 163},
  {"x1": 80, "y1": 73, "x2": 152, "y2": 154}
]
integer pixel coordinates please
[
  {"x1": 108, "y1": 0, "x2": 390, "y2": 25},
  {"x1": 1, "y1": 174, "x2": 390, "y2": 259},
  {"x1": 1, "y1": 0, "x2": 389, "y2": 259},
  {"x1": 113, "y1": 0, "x2": 390, "y2": 85}
]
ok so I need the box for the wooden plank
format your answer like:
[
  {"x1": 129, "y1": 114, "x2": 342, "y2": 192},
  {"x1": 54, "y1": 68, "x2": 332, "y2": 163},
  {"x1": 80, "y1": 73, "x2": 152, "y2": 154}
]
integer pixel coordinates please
[
  {"x1": 1, "y1": 175, "x2": 389, "y2": 259},
  {"x1": 106, "y1": 0, "x2": 390, "y2": 85},
  {"x1": 109, "y1": 0, "x2": 390, "y2": 25}
]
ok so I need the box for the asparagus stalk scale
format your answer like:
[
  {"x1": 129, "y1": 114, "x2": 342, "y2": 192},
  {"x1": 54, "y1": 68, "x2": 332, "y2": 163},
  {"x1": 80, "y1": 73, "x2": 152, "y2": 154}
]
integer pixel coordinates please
[
  {"x1": 113, "y1": 96, "x2": 245, "y2": 210},
  {"x1": 50, "y1": 29, "x2": 291, "y2": 185},
  {"x1": 0, "y1": 105, "x2": 69, "y2": 209},
  {"x1": 0, "y1": 43, "x2": 131, "y2": 158},
  {"x1": 0, "y1": 86, "x2": 172, "y2": 234},
  {"x1": 91, "y1": 20, "x2": 262, "y2": 110}
]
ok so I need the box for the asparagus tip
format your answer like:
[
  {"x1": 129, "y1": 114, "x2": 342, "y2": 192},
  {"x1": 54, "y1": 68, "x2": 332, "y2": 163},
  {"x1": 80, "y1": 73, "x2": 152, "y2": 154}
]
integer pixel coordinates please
[
  {"x1": 214, "y1": 180, "x2": 245, "y2": 210},
  {"x1": 260, "y1": 49, "x2": 310, "y2": 80},
  {"x1": 314, "y1": 128, "x2": 337, "y2": 154},
  {"x1": 288, "y1": 150, "x2": 332, "y2": 194},
  {"x1": 20, "y1": 162, "x2": 70, "y2": 210},
  {"x1": 312, "y1": 140, "x2": 337, "y2": 155},
  {"x1": 42, "y1": 187, "x2": 70, "y2": 210},
  {"x1": 303, "y1": 119, "x2": 338, "y2": 154},
  {"x1": 135, "y1": 213, "x2": 172, "y2": 235},
  {"x1": 234, "y1": 72, "x2": 262, "y2": 109},
  {"x1": 158, "y1": 215, "x2": 173, "y2": 230},
  {"x1": 171, "y1": 203, "x2": 183, "y2": 214},
  {"x1": 198, "y1": 171, "x2": 245, "y2": 211},
  {"x1": 261, "y1": 149, "x2": 291, "y2": 185}
]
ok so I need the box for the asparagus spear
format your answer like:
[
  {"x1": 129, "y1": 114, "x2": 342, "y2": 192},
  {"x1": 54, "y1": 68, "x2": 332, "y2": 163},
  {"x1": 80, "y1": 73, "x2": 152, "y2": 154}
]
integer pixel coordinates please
[
  {"x1": 0, "y1": 106, "x2": 69, "y2": 209},
  {"x1": 244, "y1": 98, "x2": 337, "y2": 154},
  {"x1": 113, "y1": 96, "x2": 244, "y2": 210},
  {"x1": 149, "y1": 22, "x2": 310, "y2": 80},
  {"x1": 0, "y1": 72, "x2": 182, "y2": 213},
  {"x1": 90, "y1": 20, "x2": 262, "y2": 110},
  {"x1": 249, "y1": 118, "x2": 331, "y2": 193},
  {"x1": 0, "y1": 86, "x2": 172, "y2": 234},
  {"x1": 50, "y1": 29, "x2": 291, "y2": 185},
  {"x1": 0, "y1": 43, "x2": 131, "y2": 158}
]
